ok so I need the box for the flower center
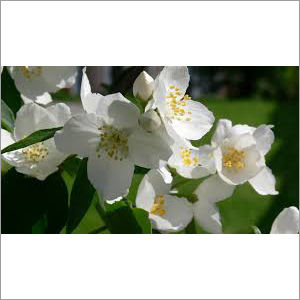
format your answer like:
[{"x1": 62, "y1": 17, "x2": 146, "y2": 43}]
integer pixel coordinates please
[
  {"x1": 22, "y1": 142, "x2": 49, "y2": 162},
  {"x1": 96, "y1": 125, "x2": 129, "y2": 161},
  {"x1": 151, "y1": 194, "x2": 166, "y2": 216},
  {"x1": 19, "y1": 66, "x2": 42, "y2": 79},
  {"x1": 180, "y1": 147, "x2": 199, "y2": 167},
  {"x1": 223, "y1": 146, "x2": 245, "y2": 171},
  {"x1": 166, "y1": 85, "x2": 193, "y2": 121}
]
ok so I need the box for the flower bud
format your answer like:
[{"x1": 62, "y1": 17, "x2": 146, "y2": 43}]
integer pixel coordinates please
[
  {"x1": 139, "y1": 109, "x2": 162, "y2": 133},
  {"x1": 133, "y1": 71, "x2": 154, "y2": 102}
]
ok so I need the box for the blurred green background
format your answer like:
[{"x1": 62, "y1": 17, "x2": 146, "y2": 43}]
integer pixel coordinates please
[{"x1": 1, "y1": 66, "x2": 299, "y2": 234}]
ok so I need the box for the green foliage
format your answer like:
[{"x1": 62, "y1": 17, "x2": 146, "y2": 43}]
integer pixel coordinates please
[
  {"x1": 1, "y1": 99, "x2": 15, "y2": 132},
  {"x1": 1, "y1": 127, "x2": 62, "y2": 154},
  {"x1": 66, "y1": 158, "x2": 95, "y2": 233},
  {"x1": 1, "y1": 67, "x2": 23, "y2": 115},
  {"x1": 105, "y1": 200, "x2": 152, "y2": 234},
  {"x1": 2, "y1": 169, "x2": 68, "y2": 233}
]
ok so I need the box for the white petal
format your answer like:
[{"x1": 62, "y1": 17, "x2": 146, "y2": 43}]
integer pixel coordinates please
[
  {"x1": 145, "y1": 99, "x2": 156, "y2": 112},
  {"x1": 1, "y1": 128, "x2": 15, "y2": 149},
  {"x1": 229, "y1": 124, "x2": 255, "y2": 137},
  {"x1": 270, "y1": 207, "x2": 299, "y2": 234},
  {"x1": 157, "y1": 66, "x2": 190, "y2": 95},
  {"x1": 128, "y1": 126, "x2": 173, "y2": 169},
  {"x1": 95, "y1": 93, "x2": 140, "y2": 130},
  {"x1": 54, "y1": 113, "x2": 100, "y2": 157},
  {"x1": 253, "y1": 125, "x2": 275, "y2": 155},
  {"x1": 249, "y1": 166, "x2": 278, "y2": 195},
  {"x1": 46, "y1": 103, "x2": 72, "y2": 126},
  {"x1": 157, "y1": 162, "x2": 173, "y2": 184},
  {"x1": 153, "y1": 66, "x2": 190, "y2": 117},
  {"x1": 87, "y1": 155, "x2": 134, "y2": 201},
  {"x1": 212, "y1": 119, "x2": 232, "y2": 145},
  {"x1": 193, "y1": 198, "x2": 223, "y2": 234},
  {"x1": 150, "y1": 195, "x2": 193, "y2": 232},
  {"x1": 42, "y1": 66, "x2": 78, "y2": 89},
  {"x1": 219, "y1": 145, "x2": 264, "y2": 185},
  {"x1": 80, "y1": 67, "x2": 104, "y2": 114},
  {"x1": 194, "y1": 174, "x2": 235, "y2": 203},
  {"x1": 170, "y1": 99, "x2": 214, "y2": 140},
  {"x1": 14, "y1": 103, "x2": 57, "y2": 139},
  {"x1": 8, "y1": 66, "x2": 54, "y2": 100},
  {"x1": 21, "y1": 92, "x2": 53, "y2": 105},
  {"x1": 136, "y1": 169, "x2": 171, "y2": 204},
  {"x1": 198, "y1": 145, "x2": 217, "y2": 174},
  {"x1": 168, "y1": 144, "x2": 210, "y2": 179}
]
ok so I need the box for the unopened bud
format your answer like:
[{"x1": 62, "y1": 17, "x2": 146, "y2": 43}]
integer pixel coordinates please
[
  {"x1": 133, "y1": 71, "x2": 154, "y2": 102},
  {"x1": 139, "y1": 109, "x2": 161, "y2": 132}
]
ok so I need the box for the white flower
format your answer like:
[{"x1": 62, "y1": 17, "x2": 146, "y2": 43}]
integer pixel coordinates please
[
  {"x1": 136, "y1": 169, "x2": 193, "y2": 232},
  {"x1": 168, "y1": 141, "x2": 214, "y2": 179},
  {"x1": 254, "y1": 206, "x2": 299, "y2": 234},
  {"x1": 193, "y1": 175, "x2": 235, "y2": 233},
  {"x1": 8, "y1": 66, "x2": 78, "y2": 104},
  {"x1": 54, "y1": 68, "x2": 173, "y2": 201},
  {"x1": 153, "y1": 66, "x2": 215, "y2": 141},
  {"x1": 133, "y1": 71, "x2": 154, "y2": 102},
  {"x1": 1, "y1": 103, "x2": 71, "y2": 180},
  {"x1": 202, "y1": 119, "x2": 278, "y2": 195}
]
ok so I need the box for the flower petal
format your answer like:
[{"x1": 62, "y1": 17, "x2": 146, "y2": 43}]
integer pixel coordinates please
[
  {"x1": 96, "y1": 93, "x2": 140, "y2": 130},
  {"x1": 8, "y1": 66, "x2": 54, "y2": 100},
  {"x1": 253, "y1": 125, "x2": 275, "y2": 155},
  {"x1": 270, "y1": 206, "x2": 299, "y2": 234},
  {"x1": 14, "y1": 103, "x2": 57, "y2": 140},
  {"x1": 46, "y1": 103, "x2": 72, "y2": 126},
  {"x1": 87, "y1": 155, "x2": 134, "y2": 201},
  {"x1": 1, "y1": 128, "x2": 15, "y2": 149},
  {"x1": 193, "y1": 199, "x2": 223, "y2": 234},
  {"x1": 21, "y1": 92, "x2": 53, "y2": 105},
  {"x1": 150, "y1": 195, "x2": 193, "y2": 232},
  {"x1": 212, "y1": 119, "x2": 232, "y2": 145},
  {"x1": 170, "y1": 100, "x2": 214, "y2": 140},
  {"x1": 248, "y1": 166, "x2": 278, "y2": 195},
  {"x1": 194, "y1": 174, "x2": 235, "y2": 203},
  {"x1": 136, "y1": 169, "x2": 171, "y2": 207},
  {"x1": 128, "y1": 126, "x2": 173, "y2": 169},
  {"x1": 54, "y1": 113, "x2": 100, "y2": 157},
  {"x1": 157, "y1": 66, "x2": 190, "y2": 95},
  {"x1": 80, "y1": 67, "x2": 104, "y2": 114},
  {"x1": 42, "y1": 66, "x2": 78, "y2": 89},
  {"x1": 168, "y1": 144, "x2": 210, "y2": 179},
  {"x1": 219, "y1": 145, "x2": 264, "y2": 185}
]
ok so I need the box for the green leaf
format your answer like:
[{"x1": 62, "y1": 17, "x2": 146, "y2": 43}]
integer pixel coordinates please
[
  {"x1": 1, "y1": 67, "x2": 23, "y2": 115},
  {"x1": 1, "y1": 127, "x2": 62, "y2": 154},
  {"x1": 1, "y1": 169, "x2": 68, "y2": 233},
  {"x1": 1, "y1": 99, "x2": 15, "y2": 132},
  {"x1": 66, "y1": 158, "x2": 96, "y2": 233},
  {"x1": 105, "y1": 200, "x2": 152, "y2": 234}
]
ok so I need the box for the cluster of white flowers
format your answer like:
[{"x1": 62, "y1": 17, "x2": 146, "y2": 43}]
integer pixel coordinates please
[{"x1": 1, "y1": 66, "x2": 299, "y2": 233}]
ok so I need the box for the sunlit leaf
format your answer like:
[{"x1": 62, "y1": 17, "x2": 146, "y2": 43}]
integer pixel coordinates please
[
  {"x1": 66, "y1": 158, "x2": 95, "y2": 233},
  {"x1": 105, "y1": 200, "x2": 152, "y2": 234},
  {"x1": 1, "y1": 127, "x2": 62, "y2": 154},
  {"x1": 1, "y1": 99, "x2": 15, "y2": 132}
]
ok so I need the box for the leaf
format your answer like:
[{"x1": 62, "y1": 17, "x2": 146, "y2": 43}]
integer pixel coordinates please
[
  {"x1": 1, "y1": 168, "x2": 68, "y2": 233},
  {"x1": 1, "y1": 66, "x2": 23, "y2": 115},
  {"x1": 1, "y1": 99, "x2": 15, "y2": 132},
  {"x1": 105, "y1": 200, "x2": 152, "y2": 234},
  {"x1": 1, "y1": 127, "x2": 62, "y2": 154},
  {"x1": 66, "y1": 158, "x2": 96, "y2": 233}
]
